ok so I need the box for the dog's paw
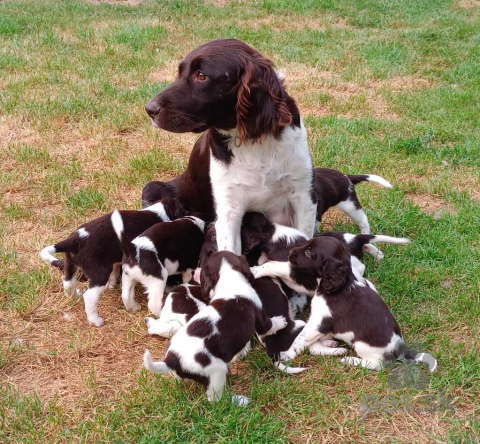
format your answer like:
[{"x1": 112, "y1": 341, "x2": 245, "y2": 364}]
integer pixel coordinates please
[
  {"x1": 279, "y1": 349, "x2": 298, "y2": 362},
  {"x1": 270, "y1": 316, "x2": 288, "y2": 333},
  {"x1": 128, "y1": 302, "x2": 141, "y2": 312},
  {"x1": 231, "y1": 395, "x2": 250, "y2": 407},
  {"x1": 320, "y1": 339, "x2": 338, "y2": 348},
  {"x1": 375, "y1": 250, "x2": 385, "y2": 260},
  {"x1": 250, "y1": 266, "x2": 263, "y2": 279},
  {"x1": 88, "y1": 315, "x2": 104, "y2": 328}
]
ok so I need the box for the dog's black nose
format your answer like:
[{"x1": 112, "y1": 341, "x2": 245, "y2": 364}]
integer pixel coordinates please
[{"x1": 145, "y1": 100, "x2": 161, "y2": 118}]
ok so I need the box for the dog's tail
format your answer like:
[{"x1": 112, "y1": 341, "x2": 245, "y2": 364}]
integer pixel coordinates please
[
  {"x1": 40, "y1": 235, "x2": 79, "y2": 267},
  {"x1": 393, "y1": 339, "x2": 438, "y2": 373},
  {"x1": 143, "y1": 350, "x2": 171, "y2": 374},
  {"x1": 347, "y1": 174, "x2": 393, "y2": 189},
  {"x1": 111, "y1": 210, "x2": 137, "y2": 259},
  {"x1": 358, "y1": 234, "x2": 410, "y2": 246},
  {"x1": 275, "y1": 361, "x2": 308, "y2": 375}
]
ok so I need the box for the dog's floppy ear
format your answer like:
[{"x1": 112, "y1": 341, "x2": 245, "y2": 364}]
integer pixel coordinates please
[
  {"x1": 241, "y1": 229, "x2": 263, "y2": 254},
  {"x1": 239, "y1": 254, "x2": 255, "y2": 286},
  {"x1": 170, "y1": 198, "x2": 186, "y2": 220},
  {"x1": 236, "y1": 56, "x2": 292, "y2": 144},
  {"x1": 200, "y1": 258, "x2": 220, "y2": 300},
  {"x1": 319, "y1": 248, "x2": 350, "y2": 293}
]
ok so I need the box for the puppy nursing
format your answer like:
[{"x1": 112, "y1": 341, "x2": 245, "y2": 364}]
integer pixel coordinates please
[{"x1": 144, "y1": 252, "x2": 287, "y2": 401}]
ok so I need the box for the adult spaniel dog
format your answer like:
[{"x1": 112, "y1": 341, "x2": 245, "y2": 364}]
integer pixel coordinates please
[{"x1": 143, "y1": 39, "x2": 316, "y2": 254}]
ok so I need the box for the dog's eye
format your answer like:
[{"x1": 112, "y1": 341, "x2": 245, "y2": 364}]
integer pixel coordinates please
[
  {"x1": 196, "y1": 71, "x2": 207, "y2": 81},
  {"x1": 305, "y1": 249, "x2": 311, "y2": 258}
]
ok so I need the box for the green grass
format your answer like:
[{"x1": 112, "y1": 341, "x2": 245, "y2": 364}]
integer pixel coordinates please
[{"x1": 0, "y1": 0, "x2": 479, "y2": 443}]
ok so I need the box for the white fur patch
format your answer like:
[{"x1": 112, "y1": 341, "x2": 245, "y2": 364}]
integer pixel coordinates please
[
  {"x1": 184, "y1": 216, "x2": 205, "y2": 232},
  {"x1": 143, "y1": 202, "x2": 170, "y2": 222},
  {"x1": 271, "y1": 223, "x2": 308, "y2": 245},
  {"x1": 77, "y1": 228, "x2": 90, "y2": 239},
  {"x1": 132, "y1": 236, "x2": 158, "y2": 261}
]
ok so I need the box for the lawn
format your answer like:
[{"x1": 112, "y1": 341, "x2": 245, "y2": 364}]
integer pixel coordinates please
[{"x1": 0, "y1": 0, "x2": 479, "y2": 442}]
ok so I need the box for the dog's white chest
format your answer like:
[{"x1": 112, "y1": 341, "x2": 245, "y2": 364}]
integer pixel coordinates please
[{"x1": 210, "y1": 123, "x2": 312, "y2": 216}]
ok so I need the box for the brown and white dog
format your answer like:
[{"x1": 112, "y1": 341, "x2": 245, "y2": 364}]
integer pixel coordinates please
[
  {"x1": 144, "y1": 251, "x2": 287, "y2": 402},
  {"x1": 142, "y1": 39, "x2": 317, "y2": 253},
  {"x1": 40, "y1": 198, "x2": 186, "y2": 326}
]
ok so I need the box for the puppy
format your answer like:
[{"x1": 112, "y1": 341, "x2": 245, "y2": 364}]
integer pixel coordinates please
[
  {"x1": 315, "y1": 168, "x2": 393, "y2": 234},
  {"x1": 243, "y1": 212, "x2": 409, "y2": 277},
  {"x1": 167, "y1": 270, "x2": 308, "y2": 374},
  {"x1": 112, "y1": 213, "x2": 205, "y2": 317},
  {"x1": 314, "y1": 232, "x2": 410, "y2": 276},
  {"x1": 143, "y1": 251, "x2": 287, "y2": 402},
  {"x1": 145, "y1": 282, "x2": 208, "y2": 338},
  {"x1": 264, "y1": 236, "x2": 437, "y2": 372},
  {"x1": 40, "y1": 198, "x2": 186, "y2": 326}
]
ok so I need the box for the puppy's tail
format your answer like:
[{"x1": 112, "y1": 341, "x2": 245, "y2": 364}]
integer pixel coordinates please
[
  {"x1": 40, "y1": 236, "x2": 79, "y2": 266},
  {"x1": 275, "y1": 361, "x2": 308, "y2": 375},
  {"x1": 143, "y1": 350, "x2": 171, "y2": 374},
  {"x1": 361, "y1": 234, "x2": 410, "y2": 245},
  {"x1": 111, "y1": 210, "x2": 136, "y2": 259},
  {"x1": 347, "y1": 174, "x2": 393, "y2": 189},
  {"x1": 393, "y1": 340, "x2": 438, "y2": 373}
]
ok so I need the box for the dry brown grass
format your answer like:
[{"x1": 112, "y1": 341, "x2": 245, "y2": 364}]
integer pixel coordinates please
[
  {"x1": 279, "y1": 64, "x2": 432, "y2": 120},
  {"x1": 407, "y1": 193, "x2": 454, "y2": 216},
  {"x1": 458, "y1": 0, "x2": 480, "y2": 9}
]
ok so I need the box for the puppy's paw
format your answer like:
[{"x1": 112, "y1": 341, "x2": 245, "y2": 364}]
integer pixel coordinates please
[
  {"x1": 375, "y1": 250, "x2": 385, "y2": 260},
  {"x1": 280, "y1": 349, "x2": 298, "y2": 362},
  {"x1": 270, "y1": 316, "x2": 288, "y2": 334},
  {"x1": 250, "y1": 266, "x2": 263, "y2": 279},
  {"x1": 128, "y1": 302, "x2": 141, "y2": 312},
  {"x1": 231, "y1": 395, "x2": 249, "y2": 407},
  {"x1": 88, "y1": 315, "x2": 104, "y2": 328},
  {"x1": 320, "y1": 339, "x2": 338, "y2": 348}
]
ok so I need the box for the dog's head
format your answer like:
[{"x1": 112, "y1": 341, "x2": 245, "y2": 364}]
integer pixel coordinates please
[
  {"x1": 145, "y1": 39, "x2": 298, "y2": 143},
  {"x1": 241, "y1": 212, "x2": 275, "y2": 254},
  {"x1": 201, "y1": 251, "x2": 254, "y2": 299},
  {"x1": 288, "y1": 237, "x2": 351, "y2": 293}
]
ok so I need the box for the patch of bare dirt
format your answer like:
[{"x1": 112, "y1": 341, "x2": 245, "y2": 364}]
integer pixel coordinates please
[
  {"x1": 458, "y1": 0, "x2": 480, "y2": 8},
  {"x1": 279, "y1": 64, "x2": 407, "y2": 120},
  {"x1": 148, "y1": 60, "x2": 179, "y2": 84},
  {"x1": 0, "y1": 288, "x2": 168, "y2": 410},
  {"x1": 89, "y1": 0, "x2": 146, "y2": 5},
  {"x1": 243, "y1": 16, "x2": 351, "y2": 32},
  {"x1": 408, "y1": 193, "x2": 454, "y2": 216}
]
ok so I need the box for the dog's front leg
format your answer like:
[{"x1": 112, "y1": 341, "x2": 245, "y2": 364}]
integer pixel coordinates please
[
  {"x1": 251, "y1": 261, "x2": 292, "y2": 280},
  {"x1": 215, "y1": 206, "x2": 244, "y2": 254},
  {"x1": 292, "y1": 196, "x2": 317, "y2": 238}
]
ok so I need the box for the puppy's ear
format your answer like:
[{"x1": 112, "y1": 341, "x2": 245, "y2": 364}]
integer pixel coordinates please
[
  {"x1": 236, "y1": 56, "x2": 292, "y2": 144},
  {"x1": 239, "y1": 254, "x2": 256, "y2": 286},
  {"x1": 200, "y1": 260, "x2": 219, "y2": 300},
  {"x1": 171, "y1": 199, "x2": 186, "y2": 220},
  {"x1": 319, "y1": 255, "x2": 350, "y2": 293},
  {"x1": 241, "y1": 230, "x2": 262, "y2": 254}
]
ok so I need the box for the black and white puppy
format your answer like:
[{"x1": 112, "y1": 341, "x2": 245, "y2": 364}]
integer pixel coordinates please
[
  {"x1": 314, "y1": 231, "x2": 410, "y2": 276},
  {"x1": 314, "y1": 168, "x2": 392, "y2": 234},
  {"x1": 40, "y1": 198, "x2": 186, "y2": 327},
  {"x1": 112, "y1": 212, "x2": 205, "y2": 318},
  {"x1": 258, "y1": 236, "x2": 437, "y2": 372},
  {"x1": 143, "y1": 251, "x2": 287, "y2": 402},
  {"x1": 145, "y1": 282, "x2": 208, "y2": 338},
  {"x1": 243, "y1": 212, "x2": 409, "y2": 278},
  {"x1": 170, "y1": 271, "x2": 308, "y2": 374}
]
